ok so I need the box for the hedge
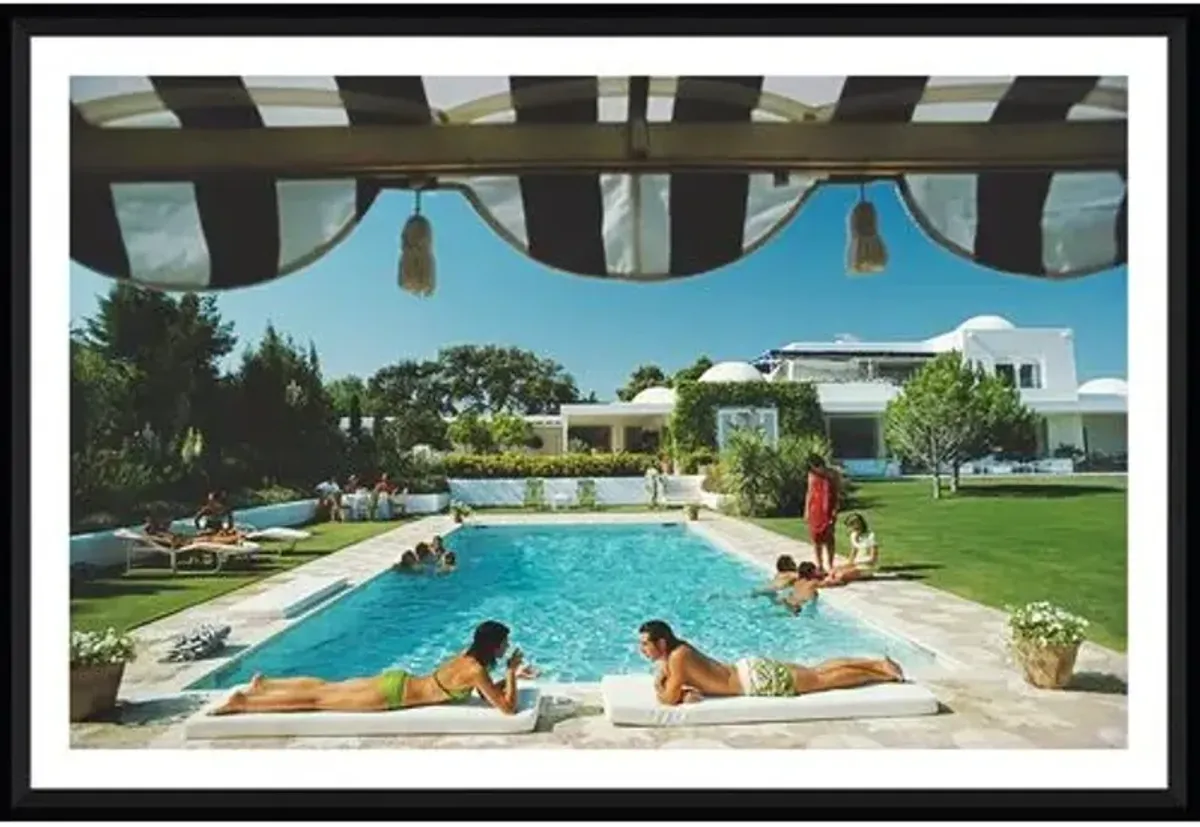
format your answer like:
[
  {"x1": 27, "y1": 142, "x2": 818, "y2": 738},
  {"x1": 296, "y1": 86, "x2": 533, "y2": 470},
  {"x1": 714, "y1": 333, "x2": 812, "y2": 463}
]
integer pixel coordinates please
[
  {"x1": 442, "y1": 452, "x2": 658, "y2": 479},
  {"x1": 671, "y1": 380, "x2": 825, "y2": 454}
]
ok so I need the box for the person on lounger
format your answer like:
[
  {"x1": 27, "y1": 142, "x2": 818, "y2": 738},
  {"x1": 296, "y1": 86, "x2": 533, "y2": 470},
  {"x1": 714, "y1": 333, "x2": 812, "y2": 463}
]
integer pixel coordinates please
[
  {"x1": 636, "y1": 619, "x2": 903, "y2": 705},
  {"x1": 210, "y1": 620, "x2": 535, "y2": 716},
  {"x1": 194, "y1": 491, "x2": 233, "y2": 535},
  {"x1": 143, "y1": 514, "x2": 184, "y2": 548}
]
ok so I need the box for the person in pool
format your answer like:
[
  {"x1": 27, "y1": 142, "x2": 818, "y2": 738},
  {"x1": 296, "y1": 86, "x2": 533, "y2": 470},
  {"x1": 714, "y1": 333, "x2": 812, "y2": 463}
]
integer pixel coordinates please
[
  {"x1": 636, "y1": 619, "x2": 903, "y2": 705},
  {"x1": 393, "y1": 550, "x2": 420, "y2": 572},
  {"x1": 431, "y1": 535, "x2": 447, "y2": 556},
  {"x1": 780, "y1": 562, "x2": 825, "y2": 614},
  {"x1": 414, "y1": 541, "x2": 435, "y2": 564},
  {"x1": 435, "y1": 551, "x2": 457, "y2": 574},
  {"x1": 752, "y1": 555, "x2": 801, "y2": 597},
  {"x1": 211, "y1": 620, "x2": 537, "y2": 716}
]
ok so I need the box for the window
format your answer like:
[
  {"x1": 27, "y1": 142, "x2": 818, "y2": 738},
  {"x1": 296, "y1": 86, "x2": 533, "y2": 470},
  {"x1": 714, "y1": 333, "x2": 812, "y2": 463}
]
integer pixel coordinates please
[
  {"x1": 995, "y1": 363, "x2": 1016, "y2": 387},
  {"x1": 1018, "y1": 363, "x2": 1041, "y2": 389}
]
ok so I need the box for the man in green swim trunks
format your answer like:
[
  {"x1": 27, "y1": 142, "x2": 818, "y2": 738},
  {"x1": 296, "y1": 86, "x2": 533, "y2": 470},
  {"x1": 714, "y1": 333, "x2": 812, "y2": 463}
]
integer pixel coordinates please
[{"x1": 636, "y1": 619, "x2": 905, "y2": 705}]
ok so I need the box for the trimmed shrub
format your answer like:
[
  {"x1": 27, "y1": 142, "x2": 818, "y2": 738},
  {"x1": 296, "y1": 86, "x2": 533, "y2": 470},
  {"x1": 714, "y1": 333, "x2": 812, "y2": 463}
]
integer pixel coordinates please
[
  {"x1": 678, "y1": 448, "x2": 719, "y2": 474},
  {"x1": 671, "y1": 380, "x2": 824, "y2": 454},
  {"x1": 442, "y1": 452, "x2": 657, "y2": 479}
]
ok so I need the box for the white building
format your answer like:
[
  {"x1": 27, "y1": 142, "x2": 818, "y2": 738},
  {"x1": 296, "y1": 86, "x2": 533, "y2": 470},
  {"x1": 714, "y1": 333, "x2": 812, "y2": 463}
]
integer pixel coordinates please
[
  {"x1": 752, "y1": 314, "x2": 1127, "y2": 473},
  {"x1": 351, "y1": 315, "x2": 1127, "y2": 473}
]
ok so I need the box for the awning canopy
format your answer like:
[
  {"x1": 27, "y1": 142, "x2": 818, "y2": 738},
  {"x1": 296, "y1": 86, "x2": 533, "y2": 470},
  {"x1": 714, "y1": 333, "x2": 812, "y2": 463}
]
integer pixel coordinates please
[{"x1": 70, "y1": 75, "x2": 1127, "y2": 291}]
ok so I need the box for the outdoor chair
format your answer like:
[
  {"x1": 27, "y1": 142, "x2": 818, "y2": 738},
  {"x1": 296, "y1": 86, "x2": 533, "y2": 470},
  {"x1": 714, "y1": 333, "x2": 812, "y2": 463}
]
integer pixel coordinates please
[{"x1": 114, "y1": 529, "x2": 263, "y2": 574}]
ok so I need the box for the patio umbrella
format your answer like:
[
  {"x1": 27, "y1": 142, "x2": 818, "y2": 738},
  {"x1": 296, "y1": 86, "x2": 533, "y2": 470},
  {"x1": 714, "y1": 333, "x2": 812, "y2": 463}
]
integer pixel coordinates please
[{"x1": 70, "y1": 75, "x2": 1126, "y2": 294}]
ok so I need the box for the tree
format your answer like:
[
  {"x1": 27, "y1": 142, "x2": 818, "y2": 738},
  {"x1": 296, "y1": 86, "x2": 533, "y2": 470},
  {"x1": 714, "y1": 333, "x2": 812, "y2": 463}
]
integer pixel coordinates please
[
  {"x1": 884, "y1": 351, "x2": 1036, "y2": 499},
  {"x1": 435, "y1": 345, "x2": 579, "y2": 414},
  {"x1": 957, "y1": 370, "x2": 1039, "y2": 489},
  {"x1": 617, "y1": 364, "x2": 670, "y2": 401},
  {"x1": 346, "y1": 392, "x2": 364, "y2": 442},
  {"x1": 884, "y1": 352, "x2": 979, "y2": 499},
  {"x1": 489, "y1": 411, "x2": 535, "y2": 452},
  {"x1": 673, "y1": 355, "x2": 714, "y2": 385},
  {"x1": 326, "y1": 376, "x2": 368, "y2": 417},
  {"x1": 447, "y1": 411, "x2": 496, "y2": 454},
  {"x1": 233, "y1": 324, "x2": 341, "y2": 486}
]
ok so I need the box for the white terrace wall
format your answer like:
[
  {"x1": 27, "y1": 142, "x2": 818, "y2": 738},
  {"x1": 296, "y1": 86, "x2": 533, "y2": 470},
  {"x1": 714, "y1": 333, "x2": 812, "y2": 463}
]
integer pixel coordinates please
[{"x1": 448, "y1": 476, "x2": 706, "y2": 508}]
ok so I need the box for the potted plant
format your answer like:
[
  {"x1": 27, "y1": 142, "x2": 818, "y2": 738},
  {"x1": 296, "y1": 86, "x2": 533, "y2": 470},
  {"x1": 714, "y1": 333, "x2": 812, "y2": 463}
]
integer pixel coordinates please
[
  {"x1": 70, "y1": 627, "x2": 136, "y2": 722},
  {"x1": 450, "y1": 500, "x2": 472, "y2": 524},
  {"x1": 1006, "y1": 602, "x2": 1089, "y2": 689},
  {"x1": 685, "y1": 503, "x2": 700, "y2": 521}
]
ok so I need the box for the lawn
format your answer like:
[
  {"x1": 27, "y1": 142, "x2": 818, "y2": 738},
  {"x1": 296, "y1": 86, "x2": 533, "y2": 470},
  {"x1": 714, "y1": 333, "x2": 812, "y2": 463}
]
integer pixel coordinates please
[
  {"x1": 70, "y1": 521, "x2": 405, "y2": 633},
  {"x1": 751, "y1": 476, "x2": 1128, "y2": 650}
]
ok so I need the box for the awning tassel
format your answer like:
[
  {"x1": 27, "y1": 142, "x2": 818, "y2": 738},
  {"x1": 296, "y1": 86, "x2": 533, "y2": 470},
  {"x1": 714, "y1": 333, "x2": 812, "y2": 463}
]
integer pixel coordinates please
[
  {"x1": 399, "y1": 189, "x2": 436, "y2": 297},
  {"x1": 847, "y1": 184, "x2": 887, "y2": 275}
]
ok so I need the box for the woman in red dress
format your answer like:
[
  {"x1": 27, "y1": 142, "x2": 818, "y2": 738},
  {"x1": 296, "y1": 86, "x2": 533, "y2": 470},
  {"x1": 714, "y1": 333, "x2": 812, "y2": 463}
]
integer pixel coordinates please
[{"x1": 804, "y1": 454, "x2": 839, "y2": 575}]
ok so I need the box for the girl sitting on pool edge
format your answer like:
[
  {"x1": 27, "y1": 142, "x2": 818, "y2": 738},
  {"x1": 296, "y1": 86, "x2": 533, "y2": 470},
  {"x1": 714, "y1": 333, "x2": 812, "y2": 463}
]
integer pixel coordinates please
[
  {"x1": 211, "y1": 620, "x2": 538, "y2": 716},
  {"x1": 823, "y1": 513, "x2": 880, "y2": 585}
]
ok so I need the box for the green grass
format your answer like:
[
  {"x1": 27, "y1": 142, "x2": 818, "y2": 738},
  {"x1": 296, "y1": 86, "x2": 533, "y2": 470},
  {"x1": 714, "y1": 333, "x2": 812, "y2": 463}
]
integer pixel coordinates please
[
  {"x1": 751, "y1": 476, "x2": 1128, "y2": 650},
  {"x1": 70, "y1": 521, "x2": 406, "y2": 633}
]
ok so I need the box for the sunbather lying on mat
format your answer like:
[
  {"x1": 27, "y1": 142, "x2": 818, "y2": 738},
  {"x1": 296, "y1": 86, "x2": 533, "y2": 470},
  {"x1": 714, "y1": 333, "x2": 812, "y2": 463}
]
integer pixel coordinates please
[
  {"x1": 637, "y1": 619, "x2": 903, "y2": 705},
  {"x1": 143, "y1": 514, "x2": 184, "y2": 548},
  {"x1": 211, "y1": 620, "x2": 537, "y2": 716}
]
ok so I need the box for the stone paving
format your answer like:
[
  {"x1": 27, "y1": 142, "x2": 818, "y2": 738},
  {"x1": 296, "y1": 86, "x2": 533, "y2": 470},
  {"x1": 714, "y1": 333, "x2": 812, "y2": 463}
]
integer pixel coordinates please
[{"x1": 71, "y1": 511, "x2": 1127, "y2": 750}]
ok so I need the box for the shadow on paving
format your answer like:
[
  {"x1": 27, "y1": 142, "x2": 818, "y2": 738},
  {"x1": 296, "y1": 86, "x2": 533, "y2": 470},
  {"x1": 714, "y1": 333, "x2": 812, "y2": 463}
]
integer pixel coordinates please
[
  {"x1": 875, "y1": 562, "x2": 943, "y2": 582},
  {"x1": 81, "y1": 693, "x2": 211, "y2": 726},
  {"x1": 955, "y1": 483, "x2": 1127, "y2": 500},
  {"x1": 1064, "y1": 671, "x2": 1128, "y2": 695}
]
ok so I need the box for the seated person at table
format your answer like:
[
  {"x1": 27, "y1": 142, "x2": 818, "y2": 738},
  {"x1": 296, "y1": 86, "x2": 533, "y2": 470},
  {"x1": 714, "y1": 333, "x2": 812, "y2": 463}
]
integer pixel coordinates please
[
  {"x1": 345, "y1": 474, "x2": 361, "y2": 493},
  {"x1": 752, "y1": 555, "x2": 801, "y2": 597},
  {"x1": 636, "y1": 619, "x2": 903, "y2": 705},
  {"x1": 823, "y1": 513, "x2": 880, "y2": 585},
  {"x1": 143, "y1": 513, "x2": 184, "y2": 548},
  {"x1": 211, "y1": 620, "x2": 536, "y2": 716},
  {"x1": 374, "y1": 473, "x2": 396, "y2": 495},
  {"x1": 435, "y1": 551, "x2": 457, "y2": 574},
  {"x1": 193, "y1": 491, "x2": 233, "y2": 535},
  {"x1": 393, "y1": 550, "x2": 420, "y2": 572}
]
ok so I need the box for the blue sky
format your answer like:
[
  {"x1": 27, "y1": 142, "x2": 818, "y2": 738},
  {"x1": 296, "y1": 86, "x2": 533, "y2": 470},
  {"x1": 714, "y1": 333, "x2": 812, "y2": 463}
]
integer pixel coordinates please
[{"x1": 70, "y1": 182, "x2": 1127, "y2": 400}]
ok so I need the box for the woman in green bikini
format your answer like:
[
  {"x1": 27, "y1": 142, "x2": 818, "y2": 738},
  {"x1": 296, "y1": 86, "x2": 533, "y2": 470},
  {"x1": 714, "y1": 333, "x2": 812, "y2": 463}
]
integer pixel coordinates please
[{"x1": 211, "y1": 620, "x2": 536, "y2": 716}]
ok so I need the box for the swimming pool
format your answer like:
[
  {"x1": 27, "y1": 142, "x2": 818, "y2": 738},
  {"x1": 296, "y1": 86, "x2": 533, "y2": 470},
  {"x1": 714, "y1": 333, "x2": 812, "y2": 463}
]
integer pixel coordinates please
[{"x1": 190, "y1": 523, "x2": 936, "y2": 689}]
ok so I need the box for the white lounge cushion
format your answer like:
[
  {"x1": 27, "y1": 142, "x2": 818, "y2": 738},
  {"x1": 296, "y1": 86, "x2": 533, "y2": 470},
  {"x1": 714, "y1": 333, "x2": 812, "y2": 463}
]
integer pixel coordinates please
[
  {"x1": 601, "y1": 674, "x2": 939, "y2": 727},
  {"x1": 243, "y1": 527, "x2": 312, "y2": 542},
  {"x1": 185, "y1": 686, "x2": 543, "y2": 739}
]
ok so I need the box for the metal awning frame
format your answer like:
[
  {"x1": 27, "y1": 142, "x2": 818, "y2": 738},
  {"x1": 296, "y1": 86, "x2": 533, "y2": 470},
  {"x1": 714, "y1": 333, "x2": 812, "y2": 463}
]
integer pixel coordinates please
[{"x1": 72, "y1": 119, "x2": 1127, "y2": 182}]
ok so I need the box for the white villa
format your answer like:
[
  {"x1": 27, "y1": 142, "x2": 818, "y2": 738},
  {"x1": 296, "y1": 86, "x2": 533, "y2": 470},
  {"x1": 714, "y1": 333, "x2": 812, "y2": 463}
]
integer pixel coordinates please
[{"x1": 350, "y1": 315, "x2": 1127, "y2": 475}]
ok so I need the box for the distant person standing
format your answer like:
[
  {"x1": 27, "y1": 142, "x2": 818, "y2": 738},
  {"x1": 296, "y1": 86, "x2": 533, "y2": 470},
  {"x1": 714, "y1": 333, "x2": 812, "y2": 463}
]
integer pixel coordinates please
[
  {"x1": 315, "y1": 477, "x2": 343, "y2": 522},
  {"x1": 804, "y1": 454, "x2": 839, "y2": 575}
]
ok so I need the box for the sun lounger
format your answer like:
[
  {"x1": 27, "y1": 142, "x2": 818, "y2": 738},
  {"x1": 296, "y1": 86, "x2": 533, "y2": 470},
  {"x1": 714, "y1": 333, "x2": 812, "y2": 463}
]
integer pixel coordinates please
[
  {"x1": 600, "y1": 673, "x2": 939, "y2": 727},
  {"x1": 185, "y1": 686, "x2": 543, "y2": 740},
  {"x1": 114, "y1": 529, "x2": 263, "y2": 574}
]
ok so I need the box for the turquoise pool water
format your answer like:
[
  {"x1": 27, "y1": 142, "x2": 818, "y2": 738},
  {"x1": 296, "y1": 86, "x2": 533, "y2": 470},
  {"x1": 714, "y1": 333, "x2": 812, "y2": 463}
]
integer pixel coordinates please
[{"x1": 190, "y1": 523, "x2": 935, "y2": 688}]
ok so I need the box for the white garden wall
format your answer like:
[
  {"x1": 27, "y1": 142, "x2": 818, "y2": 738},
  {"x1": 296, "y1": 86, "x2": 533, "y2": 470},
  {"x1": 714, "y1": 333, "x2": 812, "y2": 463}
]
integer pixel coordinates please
[{"x1": 448, "y1": 476, "x2": 706, "y2": 508}]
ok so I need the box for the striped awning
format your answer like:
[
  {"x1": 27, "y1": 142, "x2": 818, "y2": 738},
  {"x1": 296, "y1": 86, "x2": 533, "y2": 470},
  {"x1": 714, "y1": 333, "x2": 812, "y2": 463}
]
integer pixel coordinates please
[{"x1": 70, "y1": 76, "x2": 1127, "y2": 291}]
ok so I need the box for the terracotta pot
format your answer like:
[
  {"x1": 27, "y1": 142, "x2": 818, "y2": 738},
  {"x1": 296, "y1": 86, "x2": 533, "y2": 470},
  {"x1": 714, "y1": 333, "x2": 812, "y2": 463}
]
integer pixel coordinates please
[
  {"x1": 453, "y1": 514, "x2": 464, "y2": 524},
  {"x1": 1012, "y1": 639, "x2": 1080, "y2": 689},
  {"x1": 70, "y1": 662, "x2": 126, "y2": 722}
]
